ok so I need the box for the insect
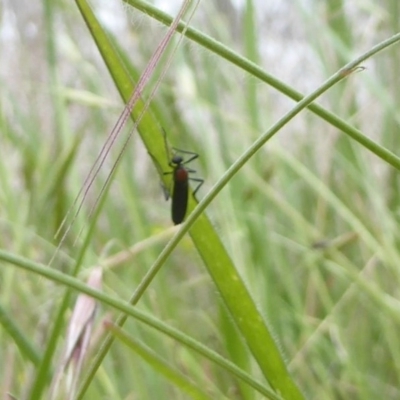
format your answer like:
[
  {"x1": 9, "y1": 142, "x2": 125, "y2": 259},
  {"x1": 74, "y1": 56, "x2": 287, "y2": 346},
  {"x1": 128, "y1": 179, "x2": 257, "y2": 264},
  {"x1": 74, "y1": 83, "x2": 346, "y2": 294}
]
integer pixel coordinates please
[{"x1": 163, "y1": 148, "x2": 204, "y2": 225}]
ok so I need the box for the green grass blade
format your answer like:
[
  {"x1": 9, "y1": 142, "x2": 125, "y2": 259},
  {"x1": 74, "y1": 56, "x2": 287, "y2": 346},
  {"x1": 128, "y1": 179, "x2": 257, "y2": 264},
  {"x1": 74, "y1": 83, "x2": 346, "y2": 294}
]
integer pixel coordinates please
[
  {"x1": 0, "y1": 302, "x2": 41, "y2": 366},
  {"x1": 0, "y1": 248, "x2": 280, "y2": 400},
  {"x1": 75, "y1": 1, "x2": 305, "y2": 398},
  {"x1": 124, "y1": 0, "x2": 400, "y2": 171}
]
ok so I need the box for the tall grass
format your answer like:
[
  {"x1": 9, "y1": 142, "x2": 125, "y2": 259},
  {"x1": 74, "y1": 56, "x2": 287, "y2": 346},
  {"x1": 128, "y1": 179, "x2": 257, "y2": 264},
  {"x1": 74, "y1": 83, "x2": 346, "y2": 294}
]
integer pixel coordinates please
[{"x1": 1, "y1": 1, "x2": 400, "y2": 399}]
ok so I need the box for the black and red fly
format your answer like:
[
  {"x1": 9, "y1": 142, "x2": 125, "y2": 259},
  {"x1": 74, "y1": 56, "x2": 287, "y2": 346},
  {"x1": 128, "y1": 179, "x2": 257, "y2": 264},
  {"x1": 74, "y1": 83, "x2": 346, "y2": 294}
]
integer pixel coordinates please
[{"x1": 163, "y1": 148, "x2": 204, "y2": 224}]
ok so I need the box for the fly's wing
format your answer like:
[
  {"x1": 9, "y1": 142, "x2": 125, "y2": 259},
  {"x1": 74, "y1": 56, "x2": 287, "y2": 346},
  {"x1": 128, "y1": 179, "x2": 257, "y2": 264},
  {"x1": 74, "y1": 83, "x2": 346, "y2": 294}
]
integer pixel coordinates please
[{"x1": 171, "y1": 179, "x2": 189, "y2": 224}]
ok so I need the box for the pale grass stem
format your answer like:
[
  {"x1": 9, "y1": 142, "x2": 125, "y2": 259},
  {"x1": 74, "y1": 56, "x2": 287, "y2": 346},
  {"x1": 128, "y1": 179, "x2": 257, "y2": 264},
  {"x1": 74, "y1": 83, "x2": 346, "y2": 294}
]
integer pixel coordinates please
[{"x1": 49, "y1": 268, "x2": 102, "y2": 400}]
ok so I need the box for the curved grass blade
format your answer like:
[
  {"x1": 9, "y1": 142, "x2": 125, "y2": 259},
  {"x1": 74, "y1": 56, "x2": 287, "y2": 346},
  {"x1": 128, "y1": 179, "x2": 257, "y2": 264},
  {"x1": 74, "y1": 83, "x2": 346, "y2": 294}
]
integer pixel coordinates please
[
  {"x1": 0, "y1": 248, "x2": 282, "y2": 400},
  {"x1": 77, "y1": 2, "x2": 305, "y2": 399},
  {"x1": 125, "y1": 0, "x2": 400, "y2": 171}
]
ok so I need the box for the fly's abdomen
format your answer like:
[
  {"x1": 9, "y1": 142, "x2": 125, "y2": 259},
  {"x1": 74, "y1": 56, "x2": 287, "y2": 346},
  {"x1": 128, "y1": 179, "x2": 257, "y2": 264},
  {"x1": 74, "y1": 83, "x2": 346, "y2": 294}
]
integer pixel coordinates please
[{"x1": 171, "y1": 176, "x2": 189, "y2": 225}]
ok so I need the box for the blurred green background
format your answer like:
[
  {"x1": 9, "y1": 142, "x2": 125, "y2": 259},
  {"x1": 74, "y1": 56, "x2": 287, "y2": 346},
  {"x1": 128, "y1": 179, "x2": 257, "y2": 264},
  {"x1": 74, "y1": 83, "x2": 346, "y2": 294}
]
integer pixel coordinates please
[{"x1": 1, "y1": 0, "x2": 400, "y2": 399}]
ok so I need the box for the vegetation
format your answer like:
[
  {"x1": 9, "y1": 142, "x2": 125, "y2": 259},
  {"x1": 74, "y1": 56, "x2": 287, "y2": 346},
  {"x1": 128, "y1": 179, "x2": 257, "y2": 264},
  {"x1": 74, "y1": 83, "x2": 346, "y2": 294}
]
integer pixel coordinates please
[{"x1": 1, "y1": 1, "x2": 400, "y2": 399}]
